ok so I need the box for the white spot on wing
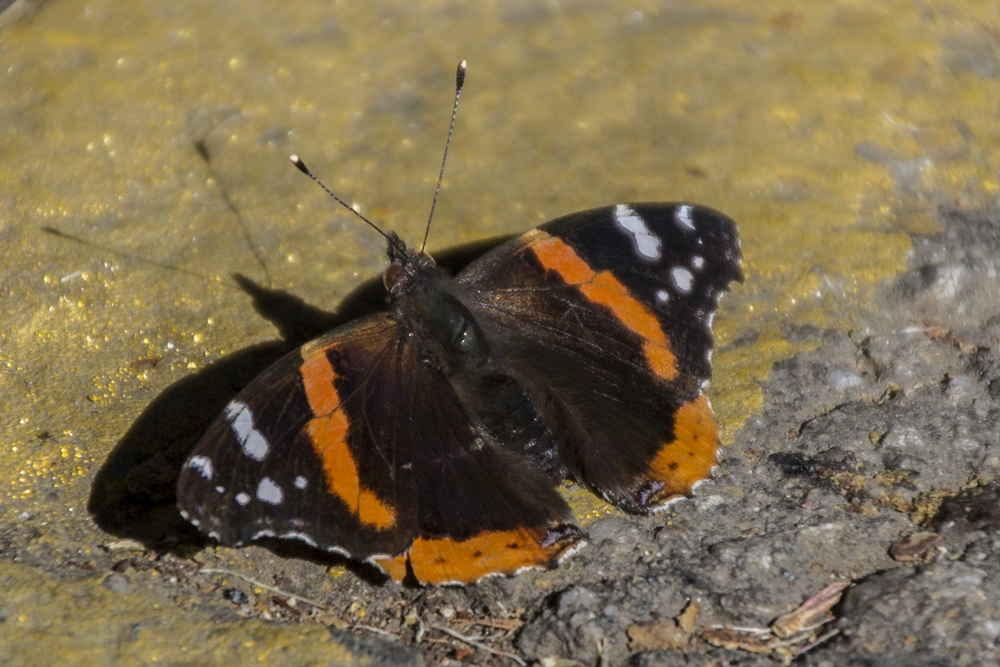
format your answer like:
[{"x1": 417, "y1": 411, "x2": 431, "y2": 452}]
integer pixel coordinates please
[
  {"x1": 675, "y1": 205, "x2": 696, "y2": 231},
  {"x1": 614, "y1": 204, "x2": 662, "y2": 260},
  {"x1": 235, "y1": 492, "x2": 251, "y2": 506},
  {"x1": 672, "y1": 267, "x2": 694, "y2": 293},
  {"x1": 692, "y1": 255, "x2": 705, "y2": 269},
  {"x1": 188, "y1": 455, "x2": 214, "y2": 480},
  {"x1": 215, "y1": 486, "x2": 225, "y2": 493},
  {"x1": 656, "y1": 289, "x2": 670, "y2": 303},
  {"x1": 257, "y1": 477, "x2": 283, "y2": 505},
  {"x1": 225, "y1": 401, "x2": 269, "y2": 461},
  {"x1": 282, "y1": 531, "x2": 318, "y2": 548},
  {"x1": 294, "y1": 476, "x2": 308, "y2": 490}
]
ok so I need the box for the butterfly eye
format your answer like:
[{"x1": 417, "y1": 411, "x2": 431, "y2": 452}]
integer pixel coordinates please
[{"x1": 384, "y1": 263, "x2": 407, "y2": 291}]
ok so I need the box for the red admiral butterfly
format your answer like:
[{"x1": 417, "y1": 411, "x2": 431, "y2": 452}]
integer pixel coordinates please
[{"x1": 177, "y1": 62, "x2": 742, "y2": 585}]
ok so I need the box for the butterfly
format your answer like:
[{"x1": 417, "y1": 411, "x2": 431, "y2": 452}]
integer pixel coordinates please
[{"x1": 176, "y1": 62, "x2": 742, "y2": 585}]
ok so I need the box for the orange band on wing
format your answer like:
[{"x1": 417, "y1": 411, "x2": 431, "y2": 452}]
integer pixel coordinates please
[
  {"x1": 300, "y1": 342, "x2": 396, "y2": 530},
  {"x1": 529, "y1": 233, "x2": 677, "y2": 381},
  {"x1": 372, "y1": 526, "x2": 581, "y2": 584},
  {"x1": 647, "y1": 394, "x2": 719, "y2": 497}
]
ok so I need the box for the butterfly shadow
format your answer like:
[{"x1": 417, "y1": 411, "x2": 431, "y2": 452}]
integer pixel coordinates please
[{"x1": 87, "y1": 234, "x2": 513, "y2": 581}]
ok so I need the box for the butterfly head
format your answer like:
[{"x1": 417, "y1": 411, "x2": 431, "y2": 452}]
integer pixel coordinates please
[{"x1": 383, "y1": 230, "x2": 437, "y2": 298}]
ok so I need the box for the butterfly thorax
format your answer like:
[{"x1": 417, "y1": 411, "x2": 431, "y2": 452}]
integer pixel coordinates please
[{"x1": 383, "y1": 231, "x2": 492, "y2": 375}]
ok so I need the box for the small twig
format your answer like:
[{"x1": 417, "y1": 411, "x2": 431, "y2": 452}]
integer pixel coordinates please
[
  {"x1": 198, "y1": 567, "x2": 328, "y2": 610},
  {"x1": 432, "y1": 624, "x2": 527, "y2": 666},
  {"x1": 708, "y1": 624, "x2": 772, "y2": 635},
  {"x1": 455, "y1": 617, "x2": 524, "y2": 632}
]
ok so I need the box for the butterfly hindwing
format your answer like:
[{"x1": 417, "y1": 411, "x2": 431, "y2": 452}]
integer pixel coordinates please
[{"x1": 458, "y1": 203, "x2": 743, "y2": 513}]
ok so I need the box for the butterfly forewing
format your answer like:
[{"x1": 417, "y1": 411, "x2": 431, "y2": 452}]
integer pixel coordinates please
[
  {"x1": 458, "y1": 203, "x2": 742, "y2": 512},
  {"x1": 177, "y1": 314, "x2": 419, "y2": 559}
]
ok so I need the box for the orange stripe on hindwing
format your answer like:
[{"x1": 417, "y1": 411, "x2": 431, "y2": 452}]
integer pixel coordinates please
[
  {"x1": 299, "y1": 341, "x2": 396, "y2": 530},
  {"x1": 647, "y1": 394, "x2": 719, "y2": 496},
  {"x1": 372, "y1": 526, "x2": 579, "y2": 584},
  {"x1": 528, "y1": 232, "x2": 678, "y2": 380}
]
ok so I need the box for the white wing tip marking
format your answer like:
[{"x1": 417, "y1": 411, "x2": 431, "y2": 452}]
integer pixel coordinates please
[
  {"x1": 188, "y1": 455, "x2": 214, "y2": 480},
  {"x1": 675, "y1": 205, "x2": 696, "y2": 231},
  {"x1": 614, "y1": 204, "x2": 663, "y2": 260},
  {"x1": 226, "y1": 400, "x2": 270, "y2": 461}
]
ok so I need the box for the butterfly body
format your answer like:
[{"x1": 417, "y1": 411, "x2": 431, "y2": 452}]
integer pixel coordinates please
[{"x1": 178, "y1": 202, "x2": 742, "y2": 584}]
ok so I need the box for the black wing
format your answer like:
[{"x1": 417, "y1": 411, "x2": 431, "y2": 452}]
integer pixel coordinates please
[{"x1": 177, "y1": 313, "x2": 583, "y2": 583}]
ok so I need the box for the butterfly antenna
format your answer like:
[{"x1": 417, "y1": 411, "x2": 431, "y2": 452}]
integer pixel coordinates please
[
  {"x1": 288, "y1": 155, "x2": 405, "y2": 253},
  {"x1": 420, "y1": 59, "x2": 467, "y2": 254}
]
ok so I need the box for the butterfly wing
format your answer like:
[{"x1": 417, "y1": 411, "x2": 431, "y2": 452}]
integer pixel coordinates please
[
  {"x1": 177, "y1": 312, "x2": 583, "y2": 584},
  {"x1": 177, "y1": 315, "x2": 413, "y2": 559},
  {"x1": 458, "y1": 203, "x2": 742, "y2": 513}
]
